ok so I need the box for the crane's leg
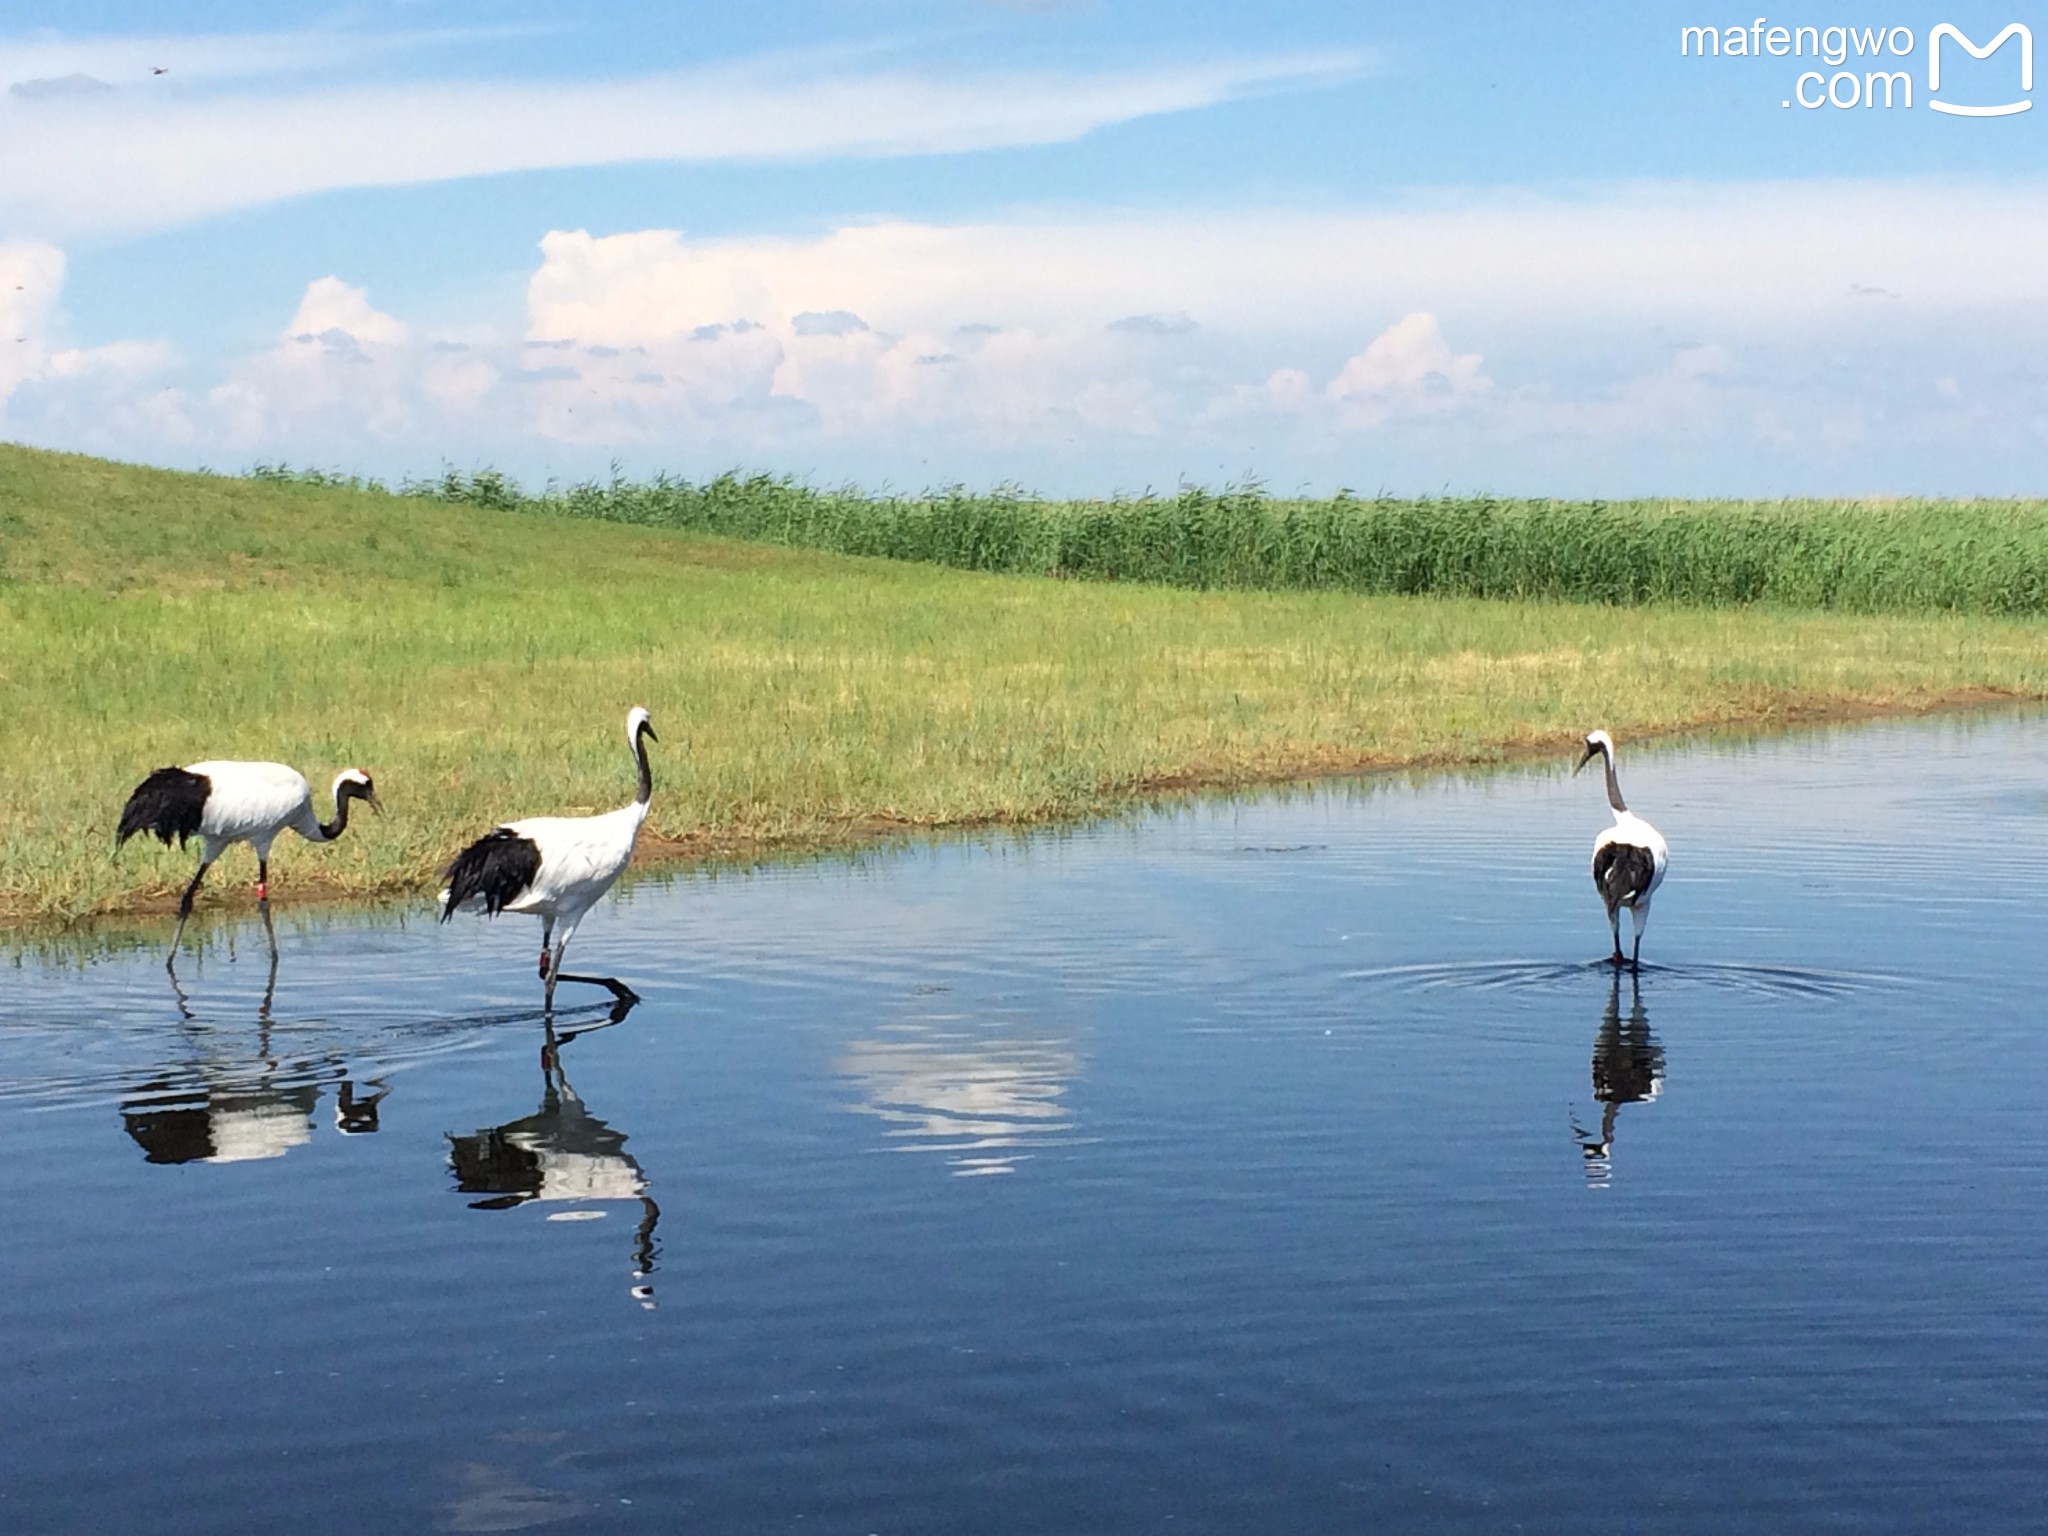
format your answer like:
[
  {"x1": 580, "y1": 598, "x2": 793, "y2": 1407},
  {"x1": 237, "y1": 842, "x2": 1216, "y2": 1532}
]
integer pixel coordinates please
[
  {"x1": 545, "y1": 917, "x2": 641, "y2": 1006},
  {"x1": 632, "y1": 1196, "x2": 661, "y2": 1307},
  {"x1": 169, "y1": 858, "x2": 215, "y2": 964},
  {"x1": 1608, "y1": 906, "x2": 1624, "y2": 968},
  {"x1": 539, "y1": 916, "x2": 555, "y2": 980},
  {"x1": 542, "y1": 919, "x2": 576, "y2": 1009},
  {"x1": 1630, "y1": 904, "x2": 1649, "y2": 972},
  {"x1": 255, "y1": 856, "x2": 270, "y2": 904},
  {"x1": 258, "y1": 904, "x2": 279, "y2": 1019}
]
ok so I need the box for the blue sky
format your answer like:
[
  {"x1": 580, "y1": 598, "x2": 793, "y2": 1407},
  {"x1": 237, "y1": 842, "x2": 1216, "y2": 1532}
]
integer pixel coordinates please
[{"x1": 4, "y1": 1, "x2": 2046, "y2": 494}]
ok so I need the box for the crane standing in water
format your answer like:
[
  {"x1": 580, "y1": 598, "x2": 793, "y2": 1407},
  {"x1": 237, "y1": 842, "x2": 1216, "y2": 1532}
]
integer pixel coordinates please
[
  {"x1": 1575, "y1": 729, "x2": 1668, "y2": 970},
  {"x1": 439, "y1": 707, "x2": 657, "y2": 1006},
  {"x1": 117, "y1": 760, "x2": 381, "y2": 963}
]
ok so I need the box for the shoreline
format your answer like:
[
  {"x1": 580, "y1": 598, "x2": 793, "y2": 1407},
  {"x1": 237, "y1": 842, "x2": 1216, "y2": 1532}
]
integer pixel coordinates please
[
  {"x1": 11, "y1": 444, "x2": 2048, "y2": 938},
  {"x1": 12, "y1": 683, "x2": 2031, "y2": 936}
]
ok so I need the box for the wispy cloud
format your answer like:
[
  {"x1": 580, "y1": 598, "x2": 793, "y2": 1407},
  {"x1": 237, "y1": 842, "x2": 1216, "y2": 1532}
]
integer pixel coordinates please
[
  {"x1": 0, "y1": 39, "x2": 1366, "y2": 238},
  {"x1": 0, "y1": 26, "x2": 539, "y2": 90},
  {"x1": 9, "y1": 73, "x2": 115, "y2": 100}
]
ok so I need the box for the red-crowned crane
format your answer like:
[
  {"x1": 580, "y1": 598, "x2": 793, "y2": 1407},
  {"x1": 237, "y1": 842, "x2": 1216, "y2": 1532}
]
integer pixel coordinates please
[
  {"x1": 1575, "y1": 730, "x2": 1668, "y2": 970},
  {"x1": 439, "y1": 707, "x2": 656, "y2": 1007},
  {"x1": 117, "y1": 761, "x2": 381, "y2": 964}
]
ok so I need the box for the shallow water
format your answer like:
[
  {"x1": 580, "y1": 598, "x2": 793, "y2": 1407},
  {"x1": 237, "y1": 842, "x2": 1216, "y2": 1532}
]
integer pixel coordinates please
[{"x1": 4, "y1": 710, "x2": 2047, "y2": 1533}]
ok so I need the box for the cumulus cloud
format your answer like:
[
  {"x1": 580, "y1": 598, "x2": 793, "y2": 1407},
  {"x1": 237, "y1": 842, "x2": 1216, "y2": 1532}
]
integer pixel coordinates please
[
  {"x1": 12, "y1": 178, "x2": 2048, "y2": 493},
  {"x1": 0, "y1": 243, "x2": 190, "y2": 446},
  {"x1": 520, "y1": 229, "x2": 1228, "y2": 447},
  {"x1": 512, "y1": 181, "x2": 2048, "y2": 356},
  {"x1": 1325, "y1": 313, "x2": 1489, "y2": 428},
  {"x1": 207, "y1": 278, "x2": 408, "y2": 444},
  {"x1": 285, "y1": 275, "x2": 407, "y2": 349},
  {"x1": 137, "y1": 275, "x2": 509, "y2": 454}
]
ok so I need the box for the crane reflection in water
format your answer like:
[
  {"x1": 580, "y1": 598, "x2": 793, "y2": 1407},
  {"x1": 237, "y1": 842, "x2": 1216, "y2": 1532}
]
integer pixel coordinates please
[
  {"x1": 446, "y1": 1001, "x2": 660, "y2": 1307},
  {"x1": 1570, "y1": 970, "x2": 1665, "y2": 1187},
  {"x1": 122, "y1": 919, "x2": 387, "y2": 1165}
]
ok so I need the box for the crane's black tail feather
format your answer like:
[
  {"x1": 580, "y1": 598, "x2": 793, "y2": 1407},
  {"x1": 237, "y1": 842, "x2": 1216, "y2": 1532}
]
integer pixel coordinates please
[
  {"x1": 1592, "y1": 842, "x2": 1657, "y2": 914},
  {"x1": 116, "y1": 767, "x2": 210, "y2": 849},
  {"x1": 441, "y1": 829, "x2": 541, "y2": 920}
]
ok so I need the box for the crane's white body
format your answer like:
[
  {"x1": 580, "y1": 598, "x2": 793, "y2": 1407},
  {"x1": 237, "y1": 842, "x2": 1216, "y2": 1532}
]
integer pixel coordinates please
[
  {"x1": 490, "y1": 801, "x2": 650, "y2": 926},
  {"x1": 184, "y1": 760, "x2": 336, "y2": 860}
]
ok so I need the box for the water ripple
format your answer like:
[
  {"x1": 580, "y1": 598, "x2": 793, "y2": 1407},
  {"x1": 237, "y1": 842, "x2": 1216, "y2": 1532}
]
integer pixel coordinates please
[
  {"x1": 1341, "y1": 958, "x2": 1910, "y2": 1002},
  {"x1": 0, "y1": 994, "x2": 624, "y2": 1114}
]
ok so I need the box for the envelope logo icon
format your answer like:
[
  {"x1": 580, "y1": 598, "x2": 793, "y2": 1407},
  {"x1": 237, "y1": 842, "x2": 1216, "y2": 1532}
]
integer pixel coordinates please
[{"x1": 1928, "y1": 22, "x2": 2033, "y2": 115}]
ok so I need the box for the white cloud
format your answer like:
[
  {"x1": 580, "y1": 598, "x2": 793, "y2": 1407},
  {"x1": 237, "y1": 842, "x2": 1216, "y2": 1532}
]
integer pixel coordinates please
[
  {"x1": 1325, "y1": 313, "x2": 1489, "y2": 428},
  {"x1": 0, "y1": 239, "x2": 66, "y2": 405},
  {"x1": 516, "y1": 181, "x2": 2048, "y2": 352},
  {"x1": 1496, "y1": 343, "x2": 1747, "y2": 445},
  {"x1": 503, "y1": 187, "x2": 2044, "y2": 459},
  {"x1": 45, "y1": 339, "x2": 177, "y2": 379},
  {"x1": 0, "y1": 245, "x2": 185, "y2": 445},
  {"x1": 0, "y1": 44, "x2": 1365, "y2": 239},
  {"x1": 13, "y1": 178, "x2": 2048, "y2": 494},
  {"x1": 1108, "y1": 311, "x2": 1199, "y2": 336},
  {"x1": 223, "y1": 278, "x2": 421, "y2": 444},
  {"x1": 421, "y1": 352, "x2": 500, "y2": 413},
  {"x1": 0, "y1": 25, "x2": 538, "y2": 92},
  {"x1": 1255, "y1": 367, "x2": 1316, "y2": 416},
  {"x1": 791, "y1": 310, "x2": 870, "y2": 337},
  {"x1": 9, "y1": 74, "x2": 115, "y2": 100},
  {"x1": 1671, "y1": 343, "x2": 1734, "y2": 380},
  {"x1": 284, "y1": 276, "x2": 408, "y2": 350}
]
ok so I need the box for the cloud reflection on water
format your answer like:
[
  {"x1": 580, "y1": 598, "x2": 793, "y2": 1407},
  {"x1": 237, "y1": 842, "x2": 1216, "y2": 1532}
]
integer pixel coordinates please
[{"x1": 836, "y1": 1015, "x2": 1086, "y2": 1176}]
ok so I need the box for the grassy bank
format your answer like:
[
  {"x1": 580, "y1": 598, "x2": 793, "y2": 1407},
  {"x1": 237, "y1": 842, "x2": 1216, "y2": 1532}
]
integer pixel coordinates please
[
  {"x1": 383, "y1": 468, "x2": 2048, "y2": 616},
  {"x1": 4, "y1": 444, "x2": 2046, "y2": 924}
]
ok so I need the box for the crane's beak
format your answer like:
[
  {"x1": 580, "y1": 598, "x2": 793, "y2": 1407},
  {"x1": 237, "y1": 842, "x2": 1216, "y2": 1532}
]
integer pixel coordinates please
[
  {"x1": 1573, "y1": 746, "x2": 1597, "y2": 776},
  {"x1": 366, "y1": 789, "x2": 384, "y2": 814},
  {"x1": 640, "y1": 723, "x2": 659, "y2": 744}
]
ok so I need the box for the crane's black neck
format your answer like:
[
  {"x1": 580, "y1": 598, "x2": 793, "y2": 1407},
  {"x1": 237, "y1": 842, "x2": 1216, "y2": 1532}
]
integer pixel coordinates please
[
  {"x1": 1600, "y1": 746, "x2": 1628, "y2": 815},
  {"x1": 633, "y1": 727, "x2": 653, "y2": 807},
  {"x1": 319, "y1": 781, "x2": 372, "y2": 842}
]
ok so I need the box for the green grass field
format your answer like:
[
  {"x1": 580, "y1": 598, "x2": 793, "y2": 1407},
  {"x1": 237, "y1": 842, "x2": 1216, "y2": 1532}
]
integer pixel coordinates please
[{"x1": 4, "y1": 443, "x2": 2046, "y2": 924}]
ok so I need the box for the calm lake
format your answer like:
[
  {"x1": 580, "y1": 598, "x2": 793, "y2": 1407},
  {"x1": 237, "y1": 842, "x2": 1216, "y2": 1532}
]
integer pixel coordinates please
[{"x1": 4, "y1": 709, "x2": 2046, "y2": 1533}]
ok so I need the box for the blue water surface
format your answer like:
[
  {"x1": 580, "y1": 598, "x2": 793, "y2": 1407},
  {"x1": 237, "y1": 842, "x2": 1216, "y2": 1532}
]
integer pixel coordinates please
[{"x1": 3, "y1": 709, "x2": 2045, "y2": 1534}]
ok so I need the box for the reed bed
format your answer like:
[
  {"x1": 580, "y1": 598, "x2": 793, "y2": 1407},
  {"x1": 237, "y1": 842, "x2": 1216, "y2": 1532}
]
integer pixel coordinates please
[{"x1": 410, "y1": 470, "x2": 2048, "y2": 616}]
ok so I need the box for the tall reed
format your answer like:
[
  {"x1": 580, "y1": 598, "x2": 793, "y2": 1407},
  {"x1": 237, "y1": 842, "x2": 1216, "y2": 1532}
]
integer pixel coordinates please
[{"x1": 412, "y1": 470, "x2": 2048, "y2": 616}]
